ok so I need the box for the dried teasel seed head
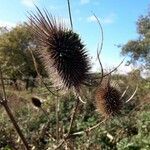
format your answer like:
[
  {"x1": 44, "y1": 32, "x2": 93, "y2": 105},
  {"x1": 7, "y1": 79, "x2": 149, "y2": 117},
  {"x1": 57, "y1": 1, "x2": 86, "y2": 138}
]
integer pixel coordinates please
[
  {"x1": 31, "y1": 97, "x2": 42, "y2": 108},
  {"x1": 95, "y1": 77, "x2": 122, "y2": 117},
  {"x1": 28, "y1": 7, "x2": 90, "y2": 89}
]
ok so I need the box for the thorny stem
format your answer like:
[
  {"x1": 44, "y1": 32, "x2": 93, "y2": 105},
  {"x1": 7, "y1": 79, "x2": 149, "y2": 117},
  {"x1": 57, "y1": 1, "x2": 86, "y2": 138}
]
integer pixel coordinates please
[{"x1": 0, "y1": 67, "x2": 30, "y2": 150}]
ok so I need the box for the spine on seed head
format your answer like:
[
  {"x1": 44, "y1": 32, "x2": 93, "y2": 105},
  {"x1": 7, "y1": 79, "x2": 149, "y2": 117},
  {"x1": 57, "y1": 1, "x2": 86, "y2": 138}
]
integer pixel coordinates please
[
  {"x1": 95, "y1": 76, "x2": 122, "y2": 117},
  {"x1": 29, "y1": 7, "x2": 90, "y2": 90}
]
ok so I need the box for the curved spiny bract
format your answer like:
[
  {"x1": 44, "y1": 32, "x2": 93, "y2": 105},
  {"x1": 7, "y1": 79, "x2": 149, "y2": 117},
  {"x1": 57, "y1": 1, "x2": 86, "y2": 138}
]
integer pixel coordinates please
[
  {"x1": 95, "y1": 78, "x2": 122, "y2": 117},
  {"x1": 29, "y1": 7, "x2": 90, "y2": 89}
]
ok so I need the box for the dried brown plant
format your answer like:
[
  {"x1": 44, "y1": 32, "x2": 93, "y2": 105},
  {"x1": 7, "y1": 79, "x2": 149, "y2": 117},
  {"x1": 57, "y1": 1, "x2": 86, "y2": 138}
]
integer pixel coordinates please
[
  {"x1": 28, "y1": 7, "x2": 90, "y2": 90},
  {"x1": 95, "y1": 76, "x2": 122, "y2": 117}
]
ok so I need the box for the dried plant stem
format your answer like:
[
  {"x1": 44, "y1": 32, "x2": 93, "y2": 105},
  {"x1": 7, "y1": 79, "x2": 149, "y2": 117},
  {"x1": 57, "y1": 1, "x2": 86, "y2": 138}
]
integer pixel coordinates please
[
  {"x1": 93, "y1": 13, "x2": 104, "y2": 85},
  {"x1": 92, "y1": 14, "x2": 125, "y2": 81},
  {"x1": 56, "y1": 92, "x2": 60, "y2": 142},
  {"x1": 0, "y1": 67, "x2": 30, "y2": 150},
  {"x1": 103, "y1": 58, "x2": 125, "y2": 77},
  {"x1": 29, "y1": 47, "x2": 60, "y2": 143},
  {"x1": 29, "y1": 48, "x2": 58, "y2": 96},
  {"x1": 55, "y1": 139, "x2": 65, "y2": 150},
  {"x1": 72, "y1": 118, "x2": 107, "y2": 136},
  {"x1": 125, "y1": 84, "x2": 138, "y2": 103},
  {"x1": 67, "y1": 0, "x2": 73, "y2": 29},
  {"x1": 55, "y1": 118, "x2": 106, "y2": 149},
  {"x1": 38, "y1": 102, "x2": 56, "y2": 141},
  {"x1": 54, "y1": 98, "x2": 80, "y2": 149},
  {"x1": 86, "y1": 118, "x2": 107, "y2": 132},
  {"x1": 3, "y1": 103, "x2": 30, "y2": 150},
  {"x1": 0, "y1": 69, "x2": 7, "y2": 101},
  {"x1": 120, "y1": 85, "x2": 129, "y2": 100},
  {"x1": 40, "y1": 107, "x2": 50, "y2": 120},
  {"x1": 67, "y1": 98, "x2": 79, "y2": 135},
  {"x1": 40, "y1": 119, "x2": 56, "y2": 142}
]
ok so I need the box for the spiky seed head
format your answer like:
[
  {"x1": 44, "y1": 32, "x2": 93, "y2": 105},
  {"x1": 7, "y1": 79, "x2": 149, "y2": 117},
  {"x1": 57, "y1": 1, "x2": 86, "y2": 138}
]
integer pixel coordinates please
[
  {"x1": 31, "y1": 97, "x2": 42, "y2": 108},
  {"x1": 95, "y1": 77, "x2": 122, "y2": 117},
  {"x1": 29, "y1": 7, "x2": 90, "y2": 89}
]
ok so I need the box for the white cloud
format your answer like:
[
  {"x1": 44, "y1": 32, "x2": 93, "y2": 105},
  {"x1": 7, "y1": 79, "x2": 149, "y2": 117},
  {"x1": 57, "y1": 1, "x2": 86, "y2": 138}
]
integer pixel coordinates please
[
  {"x1": 91, "y1": 57, "x2": 149, "y2": 79},
  {"x1": 116, "y1": 64, "x2": 134, "y2": 75},
  {"x1": 87, "y1": 15, "x2": 97, "y2": 23},
  {"x1": 90, "y1": 53, "x2": 133, "y2": 75},
  {"x1": 80, "y1": 0, "x2": 90, "y2": 5},
  {"x1": 0, "y1": 20, "x2": 16, "y2": 28},
  {"x1": 21, "y1": 0, "x2": 38, "y2": 7},
  {"x1": 91, "y1": 59, "x2": 134, "y2": 75},
  {"x1": 141, "y1": 69, "x2": 150, "y2": 78},
  {"x1": 102, "y1": 13, "x2": 116, "y2": 24},
  {"x1": 87, "y1": 13, "x2": 116, "y2": 24}
]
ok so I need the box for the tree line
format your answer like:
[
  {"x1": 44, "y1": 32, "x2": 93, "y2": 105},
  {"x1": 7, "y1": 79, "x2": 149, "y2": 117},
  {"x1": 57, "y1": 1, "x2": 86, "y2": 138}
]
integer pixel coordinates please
[{"x1": 0, "y1": 11, "x2": 149, "y2": 89}]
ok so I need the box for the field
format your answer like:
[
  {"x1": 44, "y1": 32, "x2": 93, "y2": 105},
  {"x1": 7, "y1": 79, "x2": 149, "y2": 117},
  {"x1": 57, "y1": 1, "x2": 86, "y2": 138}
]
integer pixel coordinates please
[
  {"x1": 0, "y1": 2, "x2": 150, "y2": 149},
  {"x1": 0, "y1": 73, "x2": 150, "y2": 150}
]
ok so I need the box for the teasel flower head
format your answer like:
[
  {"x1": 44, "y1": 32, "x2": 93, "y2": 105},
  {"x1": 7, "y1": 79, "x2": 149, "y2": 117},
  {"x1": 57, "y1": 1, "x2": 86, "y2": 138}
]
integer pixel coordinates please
[
  {"x1": 28, "y1": 7, "x2": 90, "y2": 90},
  {"x1": 95, "y1": 76, "x2": 122, "y2": 117},
  {"x1": 31, "y1": 96, "x2": 42, "y2": 108}
]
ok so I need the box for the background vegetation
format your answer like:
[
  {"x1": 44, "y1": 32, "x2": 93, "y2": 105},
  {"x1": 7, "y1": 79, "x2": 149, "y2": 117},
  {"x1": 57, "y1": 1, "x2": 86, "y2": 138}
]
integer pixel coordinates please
[{"x1": 0, "y1": 6, "x2": 149, "y2": 150}]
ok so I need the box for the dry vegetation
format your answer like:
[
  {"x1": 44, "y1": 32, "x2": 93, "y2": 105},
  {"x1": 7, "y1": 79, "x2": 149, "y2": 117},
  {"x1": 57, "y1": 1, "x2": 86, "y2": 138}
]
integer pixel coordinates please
[
  {"x1": 0, "y1": 2, "x2": 150, "y2": 150},
  {"x1": 0, "y1": 72, "x2": 150, "y2": 150}
]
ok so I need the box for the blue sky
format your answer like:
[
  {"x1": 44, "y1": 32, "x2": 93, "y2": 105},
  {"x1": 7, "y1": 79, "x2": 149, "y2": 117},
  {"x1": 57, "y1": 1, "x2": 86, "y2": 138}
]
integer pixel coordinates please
[{"x1": 0, "y1": 0, "x2": 149, "y2": 73}]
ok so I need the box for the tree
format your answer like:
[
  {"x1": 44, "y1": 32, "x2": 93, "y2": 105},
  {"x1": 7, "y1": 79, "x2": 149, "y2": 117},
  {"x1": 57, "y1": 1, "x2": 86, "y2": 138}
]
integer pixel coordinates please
[
  {"x1": 0, "y1": 24, "x2": 46, "y2": 89},
  {"x1": 121, "y1": 11, "x2": 150, "y2": 70}
]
